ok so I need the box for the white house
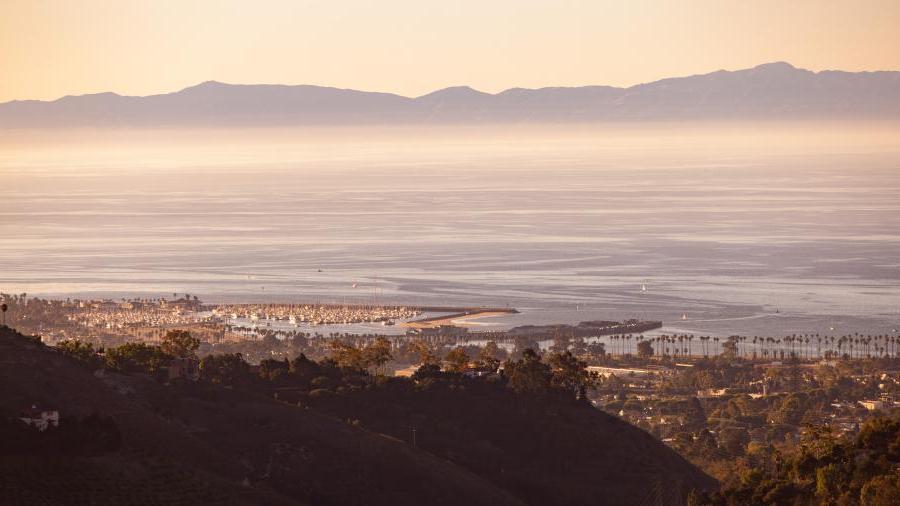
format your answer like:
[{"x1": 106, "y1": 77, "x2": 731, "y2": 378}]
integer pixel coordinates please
[{"x1": 19, "y1": 405, "x2": 60, "y2": 431}]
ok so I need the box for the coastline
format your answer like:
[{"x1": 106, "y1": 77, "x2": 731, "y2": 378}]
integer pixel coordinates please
[{"x1": 403, "y1": 309, "x2": 517, "y2": 329}]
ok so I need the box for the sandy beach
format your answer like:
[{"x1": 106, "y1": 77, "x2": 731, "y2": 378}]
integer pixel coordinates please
[{"x1": 402, "y1": 310, "x2": 512, "y2": 329}]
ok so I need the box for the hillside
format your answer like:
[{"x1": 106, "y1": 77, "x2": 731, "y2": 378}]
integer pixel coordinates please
[
  {"x1": 0, "y1": 326, "x2": 522, "y2": 506},
  {"x1": 0, "y1": 326, "x2": 715, "y2": 505},
  {"x1": 301, "y1": 376, "x2": 718, "y2": 505},
  {"x1": 1, "y1": 62, "x2": 898, "y2": 127}
]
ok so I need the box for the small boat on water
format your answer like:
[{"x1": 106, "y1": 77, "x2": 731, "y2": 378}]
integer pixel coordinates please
[{"x1": 681, "y1": 314, "x2": 687, "y2": 321}]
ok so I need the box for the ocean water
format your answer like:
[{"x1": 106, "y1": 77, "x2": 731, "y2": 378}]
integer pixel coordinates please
[{"x1": 1, "y1": 124, "x2": 898, "y2": 336}]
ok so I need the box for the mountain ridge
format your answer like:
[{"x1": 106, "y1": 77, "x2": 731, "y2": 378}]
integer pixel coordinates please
[{"x1": 2, "y1": 62, "x2": 899, "y2": 127}]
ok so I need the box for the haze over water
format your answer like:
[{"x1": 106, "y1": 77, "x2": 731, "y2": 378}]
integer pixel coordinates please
[{"x1": 1, "y1": 123, "x2": 898, "y2": 336}]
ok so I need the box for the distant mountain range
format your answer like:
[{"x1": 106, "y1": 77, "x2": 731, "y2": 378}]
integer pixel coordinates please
[{"x1": 2, "y1": 62, "x2": 899, "y2": 127}]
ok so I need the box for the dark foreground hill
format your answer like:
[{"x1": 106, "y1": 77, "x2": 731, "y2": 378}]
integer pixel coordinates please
[
  {"x1": 0, "y1": 327, "x2": 521, "y2": 506},
  {"x1": 301, "y1": 375, "x2": 717, "y2": 506},
  {"x1": 0, "y1": 326, "x2": 715, "y2": 505}
]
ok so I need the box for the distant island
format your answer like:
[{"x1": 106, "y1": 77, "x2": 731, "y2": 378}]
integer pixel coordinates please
[{"x1": 2, "y1": 62, "x2": 899, "y2": 128}]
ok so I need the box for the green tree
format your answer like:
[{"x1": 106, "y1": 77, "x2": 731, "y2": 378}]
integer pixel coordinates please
[
  {"x1": 858, "y1": 416, "x2": 900, "y2": 459},
  {"x1": 718, "y1": 426, "x2": 749, "y2": 456},
  {"x1": 637, "y1": 340, "x2": 654, "y2": 359},
  {"x1": 474, "y1": 341, "x2": 502, "y2": 372},
  {"x1": 722, "y1": 339, "x2": 738, "y2": 360},
  {"x1": 684, "y1": 397, "x2": 707, "y2": 431},
  {"x1": 105, "y1": 342, "x2": 170, "y2": 373},
  {"x1": 505, "y1": 348, "x2": 551, "y2": 397},
  {"x1": 56, "y1": 339, "x2": 102, "y2": 368},
  {"x1": 259, "y1": 358, "x2": 290, "y2": 381},
  {"x1": 586, "y1": 341, "x2": 606, "y2": 358},
  {"x1": 770, "y1": 395, "x2": 803, "y2": 426},
  {"x1": 444, "y1": 347, "x2": 470, "y2": 373},
  {"x1": 861, "y1": 474, "x2": 900, "y2": 506},
  {"x1": 199, "y1": 353, "x2": 250, "y2": 386},
  {"x1": 512, "y1": 337, "x2": 541, "y2": 360},
  {"x1": 329, "y1": 340, "x2": 366, "y2": 370},
  {"x1": 410, "y1": 340, "x2": 440, "y2": 366},
  {"x1": 710, "y1": 414, "x2": 900, "y2": 505},
  {"x1": 547, "y1": 351, "x2": 594, "y2": 400},
  {"x1": 412, "y1": 362, "x2": 442, "y2": 380},
  {"x1": 815, "y1": 464, "x2": 840, "y2": 498},
  {"x1": 603, "y1": 373, "x2": 624, "y2": 392},
  {"x1": 160, "y1": 329, "x2": 200, "y2": 359},
  {"x1": 290, "y1": 353, "x2": 321, "y2": 380},
  {"x1": 571, "y1": 337, "x2": 588, "y2": 356},
  {"x1": 362, "y1": 337, "x2": 393, "y2": 374},
  {"x1": 549, "y1": 333, "x2": 571, "y2": 354}
]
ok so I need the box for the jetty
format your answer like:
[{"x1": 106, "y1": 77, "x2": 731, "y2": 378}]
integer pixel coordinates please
[{"x1": 403, "y1": 307, "x2": 519, "y2": 329}]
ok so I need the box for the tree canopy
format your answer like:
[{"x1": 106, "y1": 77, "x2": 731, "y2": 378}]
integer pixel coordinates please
[
  {"x1": 160, "y1": 330, "x2": 200, "y2": 359},
  {"x1": 105, "y1": 342, "x2": 170, "y2": 374}
]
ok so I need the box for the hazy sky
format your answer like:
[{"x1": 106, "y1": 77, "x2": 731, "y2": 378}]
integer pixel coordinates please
[{"x1": 2, "y1": 0, "x2": 899, "y2": 102}]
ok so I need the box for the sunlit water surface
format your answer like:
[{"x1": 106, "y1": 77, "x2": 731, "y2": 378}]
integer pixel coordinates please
[{"x1": 1, "y1": 124, "x2": 898, "y2": 336}]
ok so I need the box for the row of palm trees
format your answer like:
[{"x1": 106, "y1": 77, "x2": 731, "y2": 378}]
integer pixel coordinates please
[{"x1": 597, "y1": 332, "x2": 900, "y2": 360}]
